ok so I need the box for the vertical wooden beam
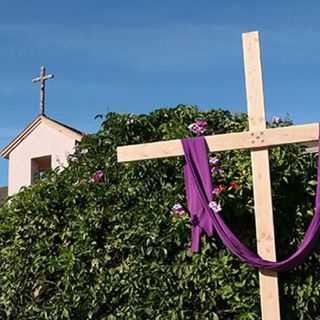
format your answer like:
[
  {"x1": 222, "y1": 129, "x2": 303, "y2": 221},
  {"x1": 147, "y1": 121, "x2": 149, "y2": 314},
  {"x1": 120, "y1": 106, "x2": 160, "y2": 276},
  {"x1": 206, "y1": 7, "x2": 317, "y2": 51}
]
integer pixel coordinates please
[{"x1": 242, "y1": 31, "x2": 281, "y2": 320}]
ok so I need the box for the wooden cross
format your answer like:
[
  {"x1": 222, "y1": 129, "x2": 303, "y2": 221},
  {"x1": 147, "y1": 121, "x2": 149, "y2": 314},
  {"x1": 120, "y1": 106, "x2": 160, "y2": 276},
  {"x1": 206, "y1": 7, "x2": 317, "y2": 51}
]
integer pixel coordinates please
[
  {"x1": 116, "y1": 31, "x2": 319, "y2": 320},
  {"x1": 32, "y1": 65, "x2": 54, "y2": 115}
]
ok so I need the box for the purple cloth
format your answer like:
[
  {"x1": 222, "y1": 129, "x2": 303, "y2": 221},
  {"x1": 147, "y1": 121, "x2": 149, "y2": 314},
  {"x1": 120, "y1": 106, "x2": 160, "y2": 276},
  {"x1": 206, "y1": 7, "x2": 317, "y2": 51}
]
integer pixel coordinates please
[{"x1": 182, "y1": 136, "x2": 320, "y2": 271}]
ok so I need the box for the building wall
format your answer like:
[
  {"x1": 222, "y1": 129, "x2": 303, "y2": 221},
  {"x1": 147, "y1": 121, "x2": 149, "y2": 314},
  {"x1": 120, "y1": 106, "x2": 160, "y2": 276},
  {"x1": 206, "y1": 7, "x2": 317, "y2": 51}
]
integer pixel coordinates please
[{"x1": 8, "y1": 123, "x2": 78, "y2": 196}]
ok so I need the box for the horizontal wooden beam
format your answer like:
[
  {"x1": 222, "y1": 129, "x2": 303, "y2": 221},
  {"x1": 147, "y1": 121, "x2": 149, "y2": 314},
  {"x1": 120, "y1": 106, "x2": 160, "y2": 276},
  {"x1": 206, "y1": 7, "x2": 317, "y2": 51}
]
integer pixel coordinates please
[{"x1": 117, "y1": 123, "x2": 319, "y2": 162}]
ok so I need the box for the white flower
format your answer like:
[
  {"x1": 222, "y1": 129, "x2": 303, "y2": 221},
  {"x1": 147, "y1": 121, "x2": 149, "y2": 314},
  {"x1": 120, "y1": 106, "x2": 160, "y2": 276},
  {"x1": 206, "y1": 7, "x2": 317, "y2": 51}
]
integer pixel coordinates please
[
  {"x1": 272, "y1": 116, "x2": 281, "y2": 124},
  {"x1": 171, "y1": 203, "x2": 185, "y2": 216},
  {"x1": 209, "y1": 201, "x2": 222, "y2": 214},
  {"x1": 209, "y1": 156, "x2": 220, "y2": 166},
  {"x1": 126, "y1": 118, "x2": 136, "y2": 124}
]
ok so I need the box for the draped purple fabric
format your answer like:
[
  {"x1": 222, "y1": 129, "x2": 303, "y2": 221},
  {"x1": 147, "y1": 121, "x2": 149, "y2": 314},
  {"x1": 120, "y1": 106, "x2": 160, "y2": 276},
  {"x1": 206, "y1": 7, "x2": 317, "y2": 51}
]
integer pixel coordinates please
[{"x1": 182, "y1": 135, "x2": 320, "y2": 271}]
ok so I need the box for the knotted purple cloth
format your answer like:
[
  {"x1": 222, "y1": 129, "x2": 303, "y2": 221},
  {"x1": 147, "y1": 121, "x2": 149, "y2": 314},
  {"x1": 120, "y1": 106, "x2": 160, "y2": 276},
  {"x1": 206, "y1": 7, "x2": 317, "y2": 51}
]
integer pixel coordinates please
[{"x1": 182, "y1": 136, "x2": 320, "y2": 271}]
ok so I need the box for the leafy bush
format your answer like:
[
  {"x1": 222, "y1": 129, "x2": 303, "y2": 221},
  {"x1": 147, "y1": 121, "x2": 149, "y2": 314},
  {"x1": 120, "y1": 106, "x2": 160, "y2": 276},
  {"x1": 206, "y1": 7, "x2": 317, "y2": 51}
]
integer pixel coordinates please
[{"x1": 0, "y1": 105, "x2": 319, "y2": 319}]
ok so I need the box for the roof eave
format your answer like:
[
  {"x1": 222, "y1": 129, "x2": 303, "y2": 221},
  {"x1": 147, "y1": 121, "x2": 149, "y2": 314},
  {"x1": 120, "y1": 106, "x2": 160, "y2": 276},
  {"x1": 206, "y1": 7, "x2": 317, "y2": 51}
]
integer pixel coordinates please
[
  {"x1": 0, "y1": 115, "x2": 84, "y2": 159},
  {"x1": 0, "y1": 116, "x2": 42, "y2": 159}
]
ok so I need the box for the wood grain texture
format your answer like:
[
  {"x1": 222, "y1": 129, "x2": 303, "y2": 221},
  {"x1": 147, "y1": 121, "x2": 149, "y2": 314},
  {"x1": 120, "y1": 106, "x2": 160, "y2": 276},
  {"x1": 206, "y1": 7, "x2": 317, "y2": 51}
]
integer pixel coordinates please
[
  {"x1": 243, "y1": 31, "x2": 281, "y2": 320},
  {"x1": 117, "y1": 123, "x2": 319, "y2": 162}
]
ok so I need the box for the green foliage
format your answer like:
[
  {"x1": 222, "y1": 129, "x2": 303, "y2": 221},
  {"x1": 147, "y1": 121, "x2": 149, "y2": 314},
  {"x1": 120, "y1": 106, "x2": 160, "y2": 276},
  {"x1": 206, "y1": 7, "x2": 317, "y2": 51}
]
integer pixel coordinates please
[{"x1": 0, "y1": 105, "x2": 319, "y2": 319}]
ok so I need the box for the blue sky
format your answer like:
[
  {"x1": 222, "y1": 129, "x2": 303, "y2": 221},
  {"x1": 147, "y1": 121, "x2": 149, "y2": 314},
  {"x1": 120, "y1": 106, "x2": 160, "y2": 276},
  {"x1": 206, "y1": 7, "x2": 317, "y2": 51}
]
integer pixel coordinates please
[{"x1": 1, "y1": 1, "x2": 320, "y2": 186}]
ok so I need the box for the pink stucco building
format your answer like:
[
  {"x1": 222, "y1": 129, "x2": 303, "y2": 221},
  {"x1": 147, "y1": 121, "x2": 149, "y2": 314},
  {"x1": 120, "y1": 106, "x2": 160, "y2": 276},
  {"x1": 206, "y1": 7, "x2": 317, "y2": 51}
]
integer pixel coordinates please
[{"x1": 0, "y1": 115, "x2": 83, "y2": 196}]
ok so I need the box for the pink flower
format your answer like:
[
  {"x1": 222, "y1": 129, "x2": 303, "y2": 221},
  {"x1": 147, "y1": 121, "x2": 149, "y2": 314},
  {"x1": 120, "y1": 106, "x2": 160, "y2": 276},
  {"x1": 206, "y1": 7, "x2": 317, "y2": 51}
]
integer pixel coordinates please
[
  {"x1": 171, "y1": 203, "x2": 185, "y2": 216},
  {"x1": 195, "y1": 119, "x2": 207, "y2": 128},
  {"x1": 212, "y1": 187, "x2": 220, "y2": 197},
  {"x1": 188, "y1": 119, "x2": 208, "y2": 136},
  {"x1": 209, "y1": 201, "x2": 222, "y2": 214},
  {"x1": 90, "y1": 170, "x2": 105, "y2": 183},
  {"x1": 212, "y1": 184, "x2": 226, "y2": 197},
  {"x1": 229, "y1": 181, "x2": 239, "y2": 190}
]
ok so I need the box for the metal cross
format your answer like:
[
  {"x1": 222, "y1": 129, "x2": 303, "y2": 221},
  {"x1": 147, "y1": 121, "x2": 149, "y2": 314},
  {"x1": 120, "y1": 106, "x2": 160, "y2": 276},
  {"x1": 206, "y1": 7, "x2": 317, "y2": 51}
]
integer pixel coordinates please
[{"x1": 32, "y1": 65, "x2": 54, "y2": 115}]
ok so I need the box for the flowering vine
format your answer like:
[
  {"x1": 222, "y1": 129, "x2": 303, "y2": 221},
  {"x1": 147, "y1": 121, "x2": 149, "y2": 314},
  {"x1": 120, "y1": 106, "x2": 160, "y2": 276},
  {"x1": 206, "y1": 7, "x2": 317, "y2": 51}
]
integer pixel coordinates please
[{"x1": 174, "y1": 119, "x2": 239, "y2": 225}]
